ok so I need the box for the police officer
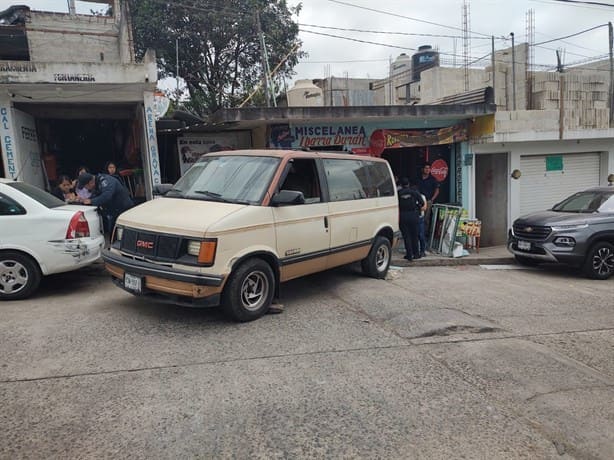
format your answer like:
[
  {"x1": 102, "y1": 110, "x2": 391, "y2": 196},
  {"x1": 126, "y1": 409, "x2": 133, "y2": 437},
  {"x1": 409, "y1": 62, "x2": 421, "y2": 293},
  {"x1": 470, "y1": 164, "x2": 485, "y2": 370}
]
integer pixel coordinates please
[
  {"x1": 398, "y1": 177, "x2": 425, "y2": 261},
  {"x1": 76, "y1": 172, "x2": 134, "y2": 234}
]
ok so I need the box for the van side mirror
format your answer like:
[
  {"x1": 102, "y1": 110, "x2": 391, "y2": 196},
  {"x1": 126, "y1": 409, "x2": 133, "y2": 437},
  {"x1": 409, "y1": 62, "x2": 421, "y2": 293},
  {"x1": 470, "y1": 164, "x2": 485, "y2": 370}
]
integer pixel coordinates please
[
  {"x1": 271, "y1": 190, "x2": 305, "y2": 206},
  {"x1": 153, "y1": 183, "x2": 173, "y2": 196}
]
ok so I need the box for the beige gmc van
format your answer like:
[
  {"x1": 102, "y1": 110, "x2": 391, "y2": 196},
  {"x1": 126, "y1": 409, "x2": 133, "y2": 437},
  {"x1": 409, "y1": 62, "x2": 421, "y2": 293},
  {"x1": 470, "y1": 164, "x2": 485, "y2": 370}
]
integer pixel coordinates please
[{"x1": 102, "y1": 150, "x2": 399, "y2": 321}]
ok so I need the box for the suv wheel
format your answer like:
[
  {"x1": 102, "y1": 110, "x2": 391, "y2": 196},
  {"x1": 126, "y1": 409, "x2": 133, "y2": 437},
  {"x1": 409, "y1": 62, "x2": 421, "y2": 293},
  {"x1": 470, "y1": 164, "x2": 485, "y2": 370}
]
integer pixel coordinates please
[{"x1": 583, "y1": 242, "x2": 614, "y2": 280}]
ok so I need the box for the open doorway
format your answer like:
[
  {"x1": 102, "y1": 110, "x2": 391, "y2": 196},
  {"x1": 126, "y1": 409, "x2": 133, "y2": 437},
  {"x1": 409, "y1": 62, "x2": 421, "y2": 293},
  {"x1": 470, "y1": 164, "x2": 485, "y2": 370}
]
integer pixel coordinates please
[
  {"x1": 37, "y1": 118, "x2": 146, "y2": 202},
  {"x1": 382, "y1": 143, "x2": 453, "y2": 203}
]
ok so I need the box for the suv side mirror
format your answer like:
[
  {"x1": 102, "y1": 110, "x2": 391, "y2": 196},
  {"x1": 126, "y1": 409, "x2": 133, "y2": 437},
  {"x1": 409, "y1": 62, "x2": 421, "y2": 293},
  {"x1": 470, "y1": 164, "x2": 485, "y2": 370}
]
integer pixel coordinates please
[{"x1": 271, "y1": 190, "x2": 305, "y2": 206}]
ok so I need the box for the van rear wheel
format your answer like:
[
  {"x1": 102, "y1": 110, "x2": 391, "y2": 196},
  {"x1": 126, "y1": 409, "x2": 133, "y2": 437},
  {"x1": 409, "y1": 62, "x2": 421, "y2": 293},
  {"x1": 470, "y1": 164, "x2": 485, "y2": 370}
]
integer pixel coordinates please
[
  {"x1": 222, "y1": 258, "x2": 275, "y2": 322},
  {"x1": 361, "y1": 236, "x2": 391, "y2": 279}
]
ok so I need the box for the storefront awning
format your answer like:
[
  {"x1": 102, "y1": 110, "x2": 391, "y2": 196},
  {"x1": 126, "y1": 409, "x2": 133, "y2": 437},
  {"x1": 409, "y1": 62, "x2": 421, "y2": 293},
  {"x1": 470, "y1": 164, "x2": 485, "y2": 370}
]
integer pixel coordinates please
[{"x1": 369, "y1": 124, "x2": 468, "y2": 156}]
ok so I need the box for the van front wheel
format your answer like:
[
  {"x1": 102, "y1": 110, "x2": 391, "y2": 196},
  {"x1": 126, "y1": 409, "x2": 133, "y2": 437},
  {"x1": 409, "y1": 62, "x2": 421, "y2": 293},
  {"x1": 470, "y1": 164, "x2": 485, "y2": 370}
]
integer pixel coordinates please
[
  {"x1": 222, "y1": 258, "x2": 275, "y2": 322},
  {"x1": 361, "y1": 236, "x2": 391, "y2": 279}
]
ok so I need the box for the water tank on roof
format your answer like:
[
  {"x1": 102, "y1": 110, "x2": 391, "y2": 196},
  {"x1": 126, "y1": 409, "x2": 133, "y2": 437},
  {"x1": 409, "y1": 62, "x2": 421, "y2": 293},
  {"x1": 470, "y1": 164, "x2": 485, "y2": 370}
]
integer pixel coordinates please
[
  {"x1": 287, "y1": 79, "x2": 324, "y2": 107},
  {"x1": 412, "y1": 45, "x2": 439, "y2": 82},
  {"x1": 390, "y1": 53, "x2": 411, "y2": 78}
]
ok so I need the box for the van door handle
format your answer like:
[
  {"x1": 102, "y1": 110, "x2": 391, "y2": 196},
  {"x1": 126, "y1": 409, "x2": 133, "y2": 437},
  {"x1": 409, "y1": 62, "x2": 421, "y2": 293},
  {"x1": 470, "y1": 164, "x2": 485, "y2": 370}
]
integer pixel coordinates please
[{"x1": 324, "y1": 216, "x2": 329, "y2": 230}]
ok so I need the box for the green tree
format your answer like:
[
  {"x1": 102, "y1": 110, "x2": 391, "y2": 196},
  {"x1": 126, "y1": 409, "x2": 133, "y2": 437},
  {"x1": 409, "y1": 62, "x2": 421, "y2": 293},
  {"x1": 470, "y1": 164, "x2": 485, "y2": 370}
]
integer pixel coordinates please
[{"x1": 128, "y1": 0, "x2": 304, "y2": 116}]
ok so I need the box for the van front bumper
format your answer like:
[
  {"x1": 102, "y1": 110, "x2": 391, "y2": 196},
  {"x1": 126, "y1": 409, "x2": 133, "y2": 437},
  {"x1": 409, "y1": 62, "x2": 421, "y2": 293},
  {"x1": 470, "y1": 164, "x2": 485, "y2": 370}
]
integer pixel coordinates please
[{"x1": 102, "y1": 249, "x2": 225, "y2": 307}]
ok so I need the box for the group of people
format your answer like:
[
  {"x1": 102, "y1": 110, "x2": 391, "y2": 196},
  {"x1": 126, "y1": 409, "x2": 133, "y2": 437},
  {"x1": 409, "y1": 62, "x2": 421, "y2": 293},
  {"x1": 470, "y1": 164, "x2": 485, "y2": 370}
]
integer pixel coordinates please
[
  {"x1": 51, "y1": 161, "x2": 133, "y2": 233},
  {"x1": 397, "y1": 162, "x2": 440, "y2": 261}
]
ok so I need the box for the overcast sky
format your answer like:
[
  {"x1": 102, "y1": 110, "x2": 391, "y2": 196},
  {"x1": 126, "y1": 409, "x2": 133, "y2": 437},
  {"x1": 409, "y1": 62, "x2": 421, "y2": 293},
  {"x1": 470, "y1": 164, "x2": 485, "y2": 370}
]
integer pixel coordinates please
[
  {"x1": 289, "y1": 0, "x2": 614, "y2": 82},
  {"x1": 2, "y1": 0, "x2": 613, "y2": 84}
]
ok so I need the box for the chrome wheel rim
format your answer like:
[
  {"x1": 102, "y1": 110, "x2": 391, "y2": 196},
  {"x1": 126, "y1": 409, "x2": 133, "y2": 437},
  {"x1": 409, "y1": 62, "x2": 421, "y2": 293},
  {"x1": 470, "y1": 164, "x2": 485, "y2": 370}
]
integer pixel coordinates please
[
  {"x1": 592, "y1": 247, "x2": 614, "y2": 276},
  {"x1": 375, "y1": 244, "x2": 390, "y2": 272},
  {"x1": 0, "y1": 260, "x2": 29, "y2": 295},
  {"x1": 240, "y1": 270, "x2": 269, "y2": 311}
]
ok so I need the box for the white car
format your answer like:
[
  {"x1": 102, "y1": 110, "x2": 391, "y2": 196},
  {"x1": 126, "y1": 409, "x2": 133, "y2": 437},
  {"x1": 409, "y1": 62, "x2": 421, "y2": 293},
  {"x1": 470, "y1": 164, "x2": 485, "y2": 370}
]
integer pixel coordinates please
[{"x1": 0, "y1": 179, "x2": 104, "y2": 300}]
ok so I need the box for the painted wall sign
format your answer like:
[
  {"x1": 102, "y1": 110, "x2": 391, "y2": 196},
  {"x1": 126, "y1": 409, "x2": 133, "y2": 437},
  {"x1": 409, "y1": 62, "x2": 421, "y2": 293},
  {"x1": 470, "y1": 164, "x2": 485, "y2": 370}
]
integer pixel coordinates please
[
  {"x1": 0, "y1": 106, "x2": 17, "y2": 179},
  {"x1": 53, "y1": 73, "x2": 96, "y2": 82},
  {"x1": 0, "y1": 63, "x2": 37, "y2": 73},
  {"x1": 144, "y1": 105, "x2": 161, "y2": 185}
]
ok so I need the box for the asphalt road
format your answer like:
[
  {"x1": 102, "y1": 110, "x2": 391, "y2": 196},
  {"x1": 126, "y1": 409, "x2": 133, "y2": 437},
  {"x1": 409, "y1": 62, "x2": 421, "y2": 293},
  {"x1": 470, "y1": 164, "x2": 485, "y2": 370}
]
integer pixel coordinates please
[{"x1": 1, "y1": 261, "x2": 613, "y2": 459}]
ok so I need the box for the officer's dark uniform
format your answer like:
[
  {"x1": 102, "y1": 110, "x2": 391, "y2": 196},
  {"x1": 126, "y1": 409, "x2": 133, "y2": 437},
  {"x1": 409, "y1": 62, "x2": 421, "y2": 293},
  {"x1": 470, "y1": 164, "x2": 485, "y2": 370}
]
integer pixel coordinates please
[
  {"x1": 398, "y1": 185, "x2": 425, "y2": 260},
  {"x1": 90, "y1": 173, "x2": 134, "y2": 233}
]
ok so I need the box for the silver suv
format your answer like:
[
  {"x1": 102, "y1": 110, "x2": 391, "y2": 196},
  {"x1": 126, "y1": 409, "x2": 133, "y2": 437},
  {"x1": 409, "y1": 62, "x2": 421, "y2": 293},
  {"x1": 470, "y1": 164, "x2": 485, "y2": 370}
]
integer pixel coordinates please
[{"x1": 508, "y1": 187, "x2": 614, "y2": 279}]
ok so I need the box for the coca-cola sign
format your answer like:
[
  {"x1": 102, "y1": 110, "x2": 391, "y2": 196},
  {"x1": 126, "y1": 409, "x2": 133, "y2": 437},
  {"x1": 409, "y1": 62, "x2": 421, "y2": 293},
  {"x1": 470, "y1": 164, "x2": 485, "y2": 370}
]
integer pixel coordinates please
[{"x1": 431, "y1": 159, "x2": 449, "y2": 183}]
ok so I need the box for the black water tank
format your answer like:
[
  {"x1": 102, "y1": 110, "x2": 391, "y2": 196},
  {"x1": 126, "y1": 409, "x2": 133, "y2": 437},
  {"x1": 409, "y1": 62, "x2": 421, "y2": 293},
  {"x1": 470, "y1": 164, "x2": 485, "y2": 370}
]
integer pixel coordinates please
[{"x1": 412, "y1": 45, "x2": 439, "y2": 82}]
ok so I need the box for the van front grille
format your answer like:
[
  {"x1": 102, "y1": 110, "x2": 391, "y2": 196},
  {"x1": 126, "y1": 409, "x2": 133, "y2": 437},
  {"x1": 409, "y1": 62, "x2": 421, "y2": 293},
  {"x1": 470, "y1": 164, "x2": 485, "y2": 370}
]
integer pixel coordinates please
[{"x1": 121, "y1": 229, "x2": 182, "y2": 260}]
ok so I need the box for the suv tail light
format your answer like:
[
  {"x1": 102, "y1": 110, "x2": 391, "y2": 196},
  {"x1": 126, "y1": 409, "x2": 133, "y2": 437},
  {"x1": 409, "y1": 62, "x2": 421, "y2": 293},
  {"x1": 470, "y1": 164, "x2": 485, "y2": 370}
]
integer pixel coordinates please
[{"x1": 66, "y1": 211, "x2": 90, "y2": 239}]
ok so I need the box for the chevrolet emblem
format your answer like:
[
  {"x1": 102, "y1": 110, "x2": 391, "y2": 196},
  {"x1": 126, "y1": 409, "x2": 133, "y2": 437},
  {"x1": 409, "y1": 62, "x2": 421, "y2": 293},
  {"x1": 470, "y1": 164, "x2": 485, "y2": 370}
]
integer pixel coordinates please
[{"x1": 524, "y1": 227, "x2": 533, "y2": 232}]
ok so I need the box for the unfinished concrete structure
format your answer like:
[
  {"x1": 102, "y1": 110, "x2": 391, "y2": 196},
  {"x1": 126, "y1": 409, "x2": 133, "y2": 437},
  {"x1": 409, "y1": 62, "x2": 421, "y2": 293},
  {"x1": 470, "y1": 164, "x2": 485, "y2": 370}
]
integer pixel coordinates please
[{"x1": 0, "y1": 1, "x2": 162, "y2": 199}]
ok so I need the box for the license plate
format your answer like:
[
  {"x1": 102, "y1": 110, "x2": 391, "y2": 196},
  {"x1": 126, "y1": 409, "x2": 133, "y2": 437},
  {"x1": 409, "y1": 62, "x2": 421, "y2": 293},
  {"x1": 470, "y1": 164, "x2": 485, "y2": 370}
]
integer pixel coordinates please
[
  {"x1": 124, "y1": 273, "x2": 142, "y2": 293},
  {"x1": 518, "y1": 240, "x2": 531, "y2": 251}
]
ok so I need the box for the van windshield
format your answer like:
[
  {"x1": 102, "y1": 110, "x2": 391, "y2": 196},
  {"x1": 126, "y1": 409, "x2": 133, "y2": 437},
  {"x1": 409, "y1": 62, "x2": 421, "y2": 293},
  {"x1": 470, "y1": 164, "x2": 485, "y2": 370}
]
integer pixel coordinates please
[
  {"x1": 552, "y1": 190, "x2": 614, "y2": 213},
  {"x1": 166, "y1": 155, "x2": 280, "y2": 205}
]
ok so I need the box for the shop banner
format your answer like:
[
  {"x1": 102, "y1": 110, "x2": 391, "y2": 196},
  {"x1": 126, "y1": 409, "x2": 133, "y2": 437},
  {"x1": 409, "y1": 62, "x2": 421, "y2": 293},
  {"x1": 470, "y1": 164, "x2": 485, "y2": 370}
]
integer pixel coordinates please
[
  {"x1": 268, "y1": 123, "x2": 370, "y2": 151},
  {"x1": 178, "y1": 132, "x2": 251, "y2": 175},
  {"x1": 369, "y1": 124, "x2": 468, "y2": 156}
]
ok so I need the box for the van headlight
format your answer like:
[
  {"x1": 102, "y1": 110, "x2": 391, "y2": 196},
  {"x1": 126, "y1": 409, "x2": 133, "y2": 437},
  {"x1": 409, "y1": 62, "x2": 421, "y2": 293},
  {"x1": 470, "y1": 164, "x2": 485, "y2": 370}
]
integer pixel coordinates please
[
  {"x1": 114, "y1": 226, "x2": 124, "y2": 242},
  {"x1": 187, "y1": 239, "x2": 217, "y2": 265}
]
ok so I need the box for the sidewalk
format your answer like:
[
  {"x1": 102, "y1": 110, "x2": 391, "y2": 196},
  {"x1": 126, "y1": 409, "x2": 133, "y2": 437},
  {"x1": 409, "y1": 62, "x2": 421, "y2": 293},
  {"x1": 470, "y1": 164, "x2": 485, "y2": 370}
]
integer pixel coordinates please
[{"x1": 391, "y1": 245, "x2": 514, "y2": 267}]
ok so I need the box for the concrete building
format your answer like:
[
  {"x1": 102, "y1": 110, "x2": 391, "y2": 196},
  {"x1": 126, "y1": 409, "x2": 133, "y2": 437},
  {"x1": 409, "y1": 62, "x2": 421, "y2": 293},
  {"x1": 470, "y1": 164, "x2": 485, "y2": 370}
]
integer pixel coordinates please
[
  {"x1": 392, "y1": 42, "x2": 614, "y2": 246},
  {"x1": 0, "y1": 1, "x2": 162, "y2": 199}
]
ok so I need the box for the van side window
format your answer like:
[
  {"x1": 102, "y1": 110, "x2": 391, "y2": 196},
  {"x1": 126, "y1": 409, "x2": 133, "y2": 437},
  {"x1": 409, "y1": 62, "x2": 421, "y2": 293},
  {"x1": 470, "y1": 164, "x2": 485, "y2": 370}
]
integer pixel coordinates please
[
  {"x1": 0, "y1": 193, "x2": 26, "y2": 216},
  {"x1": 368, "y1": 162, "x2": 395, "y2": 197},
  {"x1": 279, "y1": 158, "x2": 322, "y2": 204},
  {"x1": 323, "y1": 159, "x2": 373, "y2": 201}
]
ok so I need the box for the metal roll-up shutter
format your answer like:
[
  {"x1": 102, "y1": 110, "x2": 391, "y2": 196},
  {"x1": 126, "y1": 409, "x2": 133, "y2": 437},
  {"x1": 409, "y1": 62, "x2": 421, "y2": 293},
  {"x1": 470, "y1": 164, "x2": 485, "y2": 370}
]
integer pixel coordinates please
[{"x1": 519, "y1": 153, "x2": 601, "y2": 215}]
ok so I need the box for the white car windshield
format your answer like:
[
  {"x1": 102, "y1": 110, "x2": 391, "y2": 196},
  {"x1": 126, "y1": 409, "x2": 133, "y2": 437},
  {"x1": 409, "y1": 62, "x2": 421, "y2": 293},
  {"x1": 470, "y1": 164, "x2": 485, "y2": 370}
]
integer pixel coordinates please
[{"x1": 166, "y1": 155, "x2": 280, "y2": 205}]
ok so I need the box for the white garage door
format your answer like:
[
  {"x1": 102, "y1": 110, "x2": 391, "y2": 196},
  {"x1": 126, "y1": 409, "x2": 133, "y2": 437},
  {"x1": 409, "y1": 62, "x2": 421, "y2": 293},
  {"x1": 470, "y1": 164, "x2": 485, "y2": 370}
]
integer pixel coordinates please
[{"x1": 519, "y1": 152, "x2": 601, "y2": 215}]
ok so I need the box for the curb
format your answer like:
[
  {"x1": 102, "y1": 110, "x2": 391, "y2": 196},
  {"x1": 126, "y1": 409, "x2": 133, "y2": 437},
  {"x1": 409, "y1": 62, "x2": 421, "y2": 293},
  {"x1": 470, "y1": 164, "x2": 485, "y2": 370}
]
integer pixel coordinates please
[{"x1": 391, "y1": 256, "x2": 515, "y2": 267}]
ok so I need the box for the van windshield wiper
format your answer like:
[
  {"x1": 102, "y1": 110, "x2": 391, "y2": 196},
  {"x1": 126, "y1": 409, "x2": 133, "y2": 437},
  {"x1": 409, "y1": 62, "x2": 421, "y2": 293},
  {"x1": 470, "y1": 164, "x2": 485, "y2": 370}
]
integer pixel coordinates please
[{"x1": 193, "y1": 190, "x2": 231, "y2": 202}]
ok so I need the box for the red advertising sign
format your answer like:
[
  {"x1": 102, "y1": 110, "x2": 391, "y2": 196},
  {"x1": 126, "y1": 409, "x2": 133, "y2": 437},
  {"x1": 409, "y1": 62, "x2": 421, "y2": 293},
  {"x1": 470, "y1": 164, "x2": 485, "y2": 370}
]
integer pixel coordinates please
[
  {"x1": 431, "y1": 159, "x2": 449, "y2": 182},
  {"x1": 368, "y1": 124, "x2": 468, "y2": 157}
]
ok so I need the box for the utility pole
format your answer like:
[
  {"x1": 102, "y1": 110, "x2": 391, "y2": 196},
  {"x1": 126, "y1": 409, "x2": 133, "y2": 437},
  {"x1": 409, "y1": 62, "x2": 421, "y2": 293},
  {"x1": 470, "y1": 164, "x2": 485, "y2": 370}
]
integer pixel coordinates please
[
  {"x1": 176, "y1": 38, "x2": 180, "y2": 105},
  {"x1": 510, "y1": 32, "x2": 516, "y2": 111},
  {"x1": 67, "y1": 0, "x2": 76, "y2": 15},
  {"x1": 557, "y1": 49, "x2": 565, "y2": 139},
  {"x1": 609, "y1": 22, "x2": 613, "y2": 127},
  {"x1": 491, "y1": 36, "x2": 496, "y2": 105},
  {"x1": 255, "y1": 10, "x2": 275, "y2": 107}
]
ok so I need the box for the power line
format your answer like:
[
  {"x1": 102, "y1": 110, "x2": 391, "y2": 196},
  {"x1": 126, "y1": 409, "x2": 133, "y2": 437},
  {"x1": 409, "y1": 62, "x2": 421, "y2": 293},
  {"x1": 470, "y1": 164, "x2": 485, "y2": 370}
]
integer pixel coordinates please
[
  {"x1": 551, "y1": 0, "x2": 614, "y2": 7},
  {"x1": 298, "y1": 23, "x2": 492, "y2": 40},
  {"x1": 325, "y1": 0, "x2": 495, "y2": 38},
  {"x1": 532, "y1": 23, "x2": 608, "y2": 46}
]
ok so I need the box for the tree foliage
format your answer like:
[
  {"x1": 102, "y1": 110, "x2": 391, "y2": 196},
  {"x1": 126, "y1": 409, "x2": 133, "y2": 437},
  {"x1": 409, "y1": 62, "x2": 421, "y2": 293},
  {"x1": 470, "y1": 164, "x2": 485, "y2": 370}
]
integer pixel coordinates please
[{"x1": 128, "y1": 0, "x2": 304, "y2": 116}]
